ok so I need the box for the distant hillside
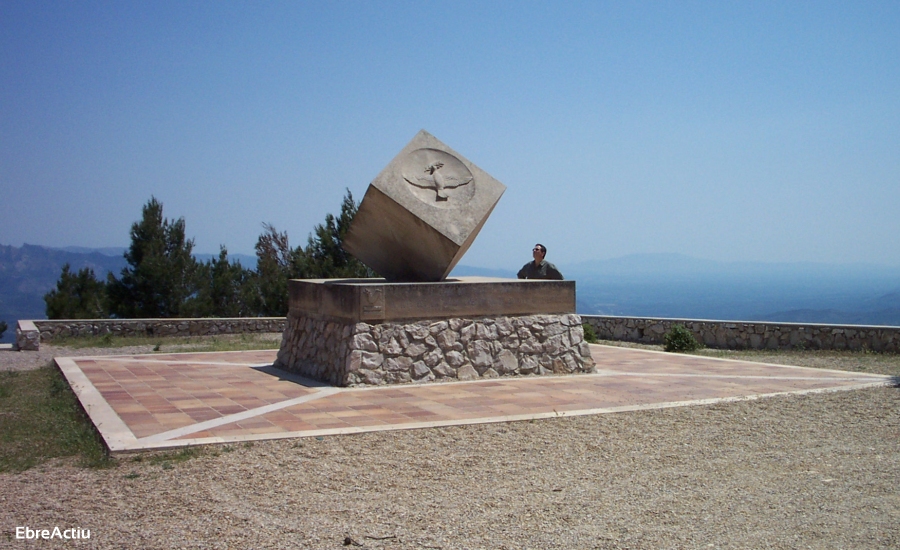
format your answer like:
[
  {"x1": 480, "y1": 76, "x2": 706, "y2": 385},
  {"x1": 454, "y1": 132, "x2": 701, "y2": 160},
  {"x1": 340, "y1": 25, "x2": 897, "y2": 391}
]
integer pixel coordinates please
[
  {"x1": 0, "y1": 244, "x2": 261, "y2": 342},
  {"x1": 0, "y1": 244, "x2": 128, "y2": 342},
  {"x1": 753, "y1": 308, "x2": 900, "y2": 326},
  {"x1": 567, "y1": 254, "x2": 900, "y2": 327},
  {"x1": 449, "y1": 255, "x2": 900, "y2": 327},
  {"x1": 192, "y1": 252, "x2": 257, "y2": 269},
  {"x1": 751, "y1": 289, "x2": 900, "y2": 326},
  {"x1": 565, "y1": 253, "x2": 900, "y2": 283},
  {"x1": 48, "y1": 246, "x2": 126, "y2": 257}
]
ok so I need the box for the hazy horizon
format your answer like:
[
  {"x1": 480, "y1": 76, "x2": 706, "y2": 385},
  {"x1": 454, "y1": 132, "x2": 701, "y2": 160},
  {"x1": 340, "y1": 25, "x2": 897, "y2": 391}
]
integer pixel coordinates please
[
  {"x1": 16, "y1": 243, "x2": 900, "y2": 272},
  {"x1": 2, "y1": 243, "x2": 898, "y2": 345}
]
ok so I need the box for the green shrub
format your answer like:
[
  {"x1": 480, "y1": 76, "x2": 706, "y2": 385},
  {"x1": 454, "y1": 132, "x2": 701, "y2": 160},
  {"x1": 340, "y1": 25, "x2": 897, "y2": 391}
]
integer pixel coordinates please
[
  {"x1": 663, "y1": 324, "x2": 702, "y2": 353},
  {"x1": 582, "y1": 322, "x2": 599, "y2": 344}
]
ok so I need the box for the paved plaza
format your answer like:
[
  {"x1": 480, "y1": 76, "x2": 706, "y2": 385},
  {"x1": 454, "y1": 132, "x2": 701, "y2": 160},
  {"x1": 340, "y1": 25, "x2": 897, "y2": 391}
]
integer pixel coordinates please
[{"x1": 55, "y1": 345, "x2": 891, "y2": 453}]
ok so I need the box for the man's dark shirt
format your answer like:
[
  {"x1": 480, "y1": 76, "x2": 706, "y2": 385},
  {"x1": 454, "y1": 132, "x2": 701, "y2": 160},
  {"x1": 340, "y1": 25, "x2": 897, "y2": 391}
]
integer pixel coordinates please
[{"x1": 517, "y1": 259, "x2": 564, "y2": 280}]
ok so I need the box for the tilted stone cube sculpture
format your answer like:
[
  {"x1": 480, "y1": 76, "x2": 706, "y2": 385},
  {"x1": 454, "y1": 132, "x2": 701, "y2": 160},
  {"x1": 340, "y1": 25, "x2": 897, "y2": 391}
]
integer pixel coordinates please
[
  {"x1": 342, "y1": 130, "x2": 506, "y2": 282},
  {"x1": 276, "y1": 129, "x2": 595, "y2": 386}
]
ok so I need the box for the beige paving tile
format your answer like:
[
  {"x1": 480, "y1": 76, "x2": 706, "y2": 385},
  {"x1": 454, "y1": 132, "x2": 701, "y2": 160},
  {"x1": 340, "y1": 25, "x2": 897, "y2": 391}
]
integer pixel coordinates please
[{"x1": 56, "y1": 346, "x2": 891, "y2": 452}]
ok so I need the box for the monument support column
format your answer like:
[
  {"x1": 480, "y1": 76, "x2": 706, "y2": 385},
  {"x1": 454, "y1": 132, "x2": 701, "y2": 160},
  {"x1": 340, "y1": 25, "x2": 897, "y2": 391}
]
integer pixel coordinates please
[{"x1": 275, "y1": 278, "x2": 595, "y2": 386}]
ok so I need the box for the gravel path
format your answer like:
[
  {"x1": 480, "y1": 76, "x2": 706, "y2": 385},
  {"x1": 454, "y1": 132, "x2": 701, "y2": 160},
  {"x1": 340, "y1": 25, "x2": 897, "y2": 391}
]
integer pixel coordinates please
[
  {"x1": 1, "y1": 347, "x2": 898, "y2": 549},
  {"x1": 0, "y1": 333, "x2": 283, "y2": 372},
  {"x1": 0, "y1": 345, "x2": 160, "y2": 372}
]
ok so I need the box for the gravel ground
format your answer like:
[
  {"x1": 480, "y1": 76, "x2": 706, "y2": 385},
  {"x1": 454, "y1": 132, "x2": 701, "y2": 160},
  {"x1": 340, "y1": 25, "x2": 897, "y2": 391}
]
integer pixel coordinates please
[
  {"x1": 0, "y1": 333, "x2": 283, "y2": 373},
  {"x1": 0, "y1": 345, "x2": 161, "y2": 372},
  {"x1": 1, "y1": 345, "x2": 898, "y2": 549}
]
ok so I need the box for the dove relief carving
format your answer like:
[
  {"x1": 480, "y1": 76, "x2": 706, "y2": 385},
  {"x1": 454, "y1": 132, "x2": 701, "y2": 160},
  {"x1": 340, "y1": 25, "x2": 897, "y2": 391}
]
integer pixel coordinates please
[{"x1": 401, "y1": 149, "x2": 475, "y2": 207}]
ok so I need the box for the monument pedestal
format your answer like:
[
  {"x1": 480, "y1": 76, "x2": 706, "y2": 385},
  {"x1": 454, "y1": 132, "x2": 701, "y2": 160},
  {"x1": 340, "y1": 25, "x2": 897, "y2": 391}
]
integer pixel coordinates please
[{"x1": 275, "y1": 277, "x2": 595, "y2": 386}]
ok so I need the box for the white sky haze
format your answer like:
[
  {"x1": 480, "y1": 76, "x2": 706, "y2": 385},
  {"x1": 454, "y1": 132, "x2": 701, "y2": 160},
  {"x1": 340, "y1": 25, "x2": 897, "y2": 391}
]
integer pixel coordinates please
[{"x1": 2, "y1": 1, "x2": 898, "y2": 268}]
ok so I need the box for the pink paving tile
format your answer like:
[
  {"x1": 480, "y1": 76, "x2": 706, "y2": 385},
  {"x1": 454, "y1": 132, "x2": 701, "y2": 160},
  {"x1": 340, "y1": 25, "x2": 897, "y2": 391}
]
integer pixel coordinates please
[
  {"x1": 184, "y1": 408, "x2": 222, "y2": 422},
  {"x1": 212, "y1": 405, "x2": 247, "y2": 415},
  {"x1": 56, "y1": 345, "x2": 891, "y2": 452}
]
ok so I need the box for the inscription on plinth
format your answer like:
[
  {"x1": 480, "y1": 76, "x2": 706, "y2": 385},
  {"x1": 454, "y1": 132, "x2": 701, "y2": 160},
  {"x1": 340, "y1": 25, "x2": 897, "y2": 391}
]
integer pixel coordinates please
[{"x1": 360, "y1": 287, "x2": 385, "y2": 320}]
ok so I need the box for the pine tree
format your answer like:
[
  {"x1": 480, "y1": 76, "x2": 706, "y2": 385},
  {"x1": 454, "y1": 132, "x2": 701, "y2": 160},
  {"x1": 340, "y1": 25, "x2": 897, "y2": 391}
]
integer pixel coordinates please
[
  {"x1": 251, "y1": 223, "x2": 300, "y2": 316},
  {"x1": 107, "y1": 197, "x2": 200, "y2": 318},
  {"x1": 250, "y1": 189, "x2": 372, "y2": 316},
  {"x1": 191, "y1": 246, "x2": 255, "y2": 317},
  {"x1": 303, "y1": 189, "x2": 371, "y2": 279},
  {"x1": 44, "y1": 264, "x2": 109, "y2": 319}
]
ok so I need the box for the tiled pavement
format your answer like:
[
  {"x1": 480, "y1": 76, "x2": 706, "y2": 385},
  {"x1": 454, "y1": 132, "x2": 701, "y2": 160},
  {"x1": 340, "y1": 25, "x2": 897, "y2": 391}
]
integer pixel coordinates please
[{"x1": 55, "y1": 345, "x2": 892, "y2": 453}]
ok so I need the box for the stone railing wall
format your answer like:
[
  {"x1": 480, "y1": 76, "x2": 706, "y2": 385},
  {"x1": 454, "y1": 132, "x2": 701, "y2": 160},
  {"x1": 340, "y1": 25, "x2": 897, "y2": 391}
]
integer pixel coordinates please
[
  {"x1": 581, "y1": 315, "x2": 900, "y2": 353},
  {"x1": 16, "y1": 318, "x2": 286, "y2": 351},
  {"x1": 15, "y1": 320, "x2": 41, "y2": 351},
  {"x1": 276, "y1": 313, "x2": 594, "y2": 386},
  {"x1": 16, "y1": 314, "x2": 899, "y2": 354}
]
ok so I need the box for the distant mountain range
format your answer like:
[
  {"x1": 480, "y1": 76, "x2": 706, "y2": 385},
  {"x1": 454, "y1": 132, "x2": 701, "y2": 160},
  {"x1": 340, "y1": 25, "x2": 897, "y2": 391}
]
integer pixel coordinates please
[
  {"x1": 46, "y1": 246, "x2": 258, "y2": 267},
  {"x1": 452, "y1": 254, "x2": 900, "y2": 327},
  {"x1": 0, "y1": 244, "x2": 128, "y2": 342},
  {"x1": 0, "y1": 244, "x2": 255, "y2": 343},
  {"x1": 562, "y1": 253, "x2": 900, "y2": 326},
  {"x1": 2, "y1": 246, "x2": 898, "y2": 343},
  {"x1": 48, "y1": 246, "x2": 130, "y2": 257}
]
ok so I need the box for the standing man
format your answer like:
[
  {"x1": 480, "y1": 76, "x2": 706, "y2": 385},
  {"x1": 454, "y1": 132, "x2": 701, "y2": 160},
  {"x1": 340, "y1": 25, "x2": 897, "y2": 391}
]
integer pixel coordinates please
[{"x1": 517, "y1": 244, "x2": 564, "y2": 280}]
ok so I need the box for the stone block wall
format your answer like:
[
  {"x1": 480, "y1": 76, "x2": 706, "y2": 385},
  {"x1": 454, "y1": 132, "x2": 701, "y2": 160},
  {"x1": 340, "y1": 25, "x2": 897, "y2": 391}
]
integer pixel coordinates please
[
  {"x1": 15, "y1": 320, "x2": 40, "y2": 351},
  {"x1": 582, "y1": 315, "x2": 900, "y2": 353},
  {"x1": 275, "y1": 313, "x2": 595, "y2": 386},
  {"x1": 16, "y1": 318, "x2": 286, "y2": 350},
  {"x1": 17, "y1": 314, "x2": 897, "y2": 355}
]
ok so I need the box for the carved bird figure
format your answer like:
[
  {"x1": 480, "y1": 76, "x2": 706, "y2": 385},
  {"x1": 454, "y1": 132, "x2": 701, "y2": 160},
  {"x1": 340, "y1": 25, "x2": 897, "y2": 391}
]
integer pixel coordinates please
[{"x1": 404, "y1": 162, "x2": 473, "y2": 200}]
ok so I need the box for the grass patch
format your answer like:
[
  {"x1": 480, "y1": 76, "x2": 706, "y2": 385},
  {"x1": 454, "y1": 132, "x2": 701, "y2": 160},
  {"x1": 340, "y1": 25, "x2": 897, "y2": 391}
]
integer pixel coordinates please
[
  {"x1": 130, "y1": 447, "x2": 201, "y2": 469},
  {"x1": 150, "y1": 447, "x2": 200, "y2": 465},
  {"x1": 0, "y1": 364, "x2": 113, "y2": 472},
  {"x1": 50, "y1": 332, "x2": 281, "y2": 353},
  {"x1": 0, "y1": 334, "x2": 279, "y2": 471}
]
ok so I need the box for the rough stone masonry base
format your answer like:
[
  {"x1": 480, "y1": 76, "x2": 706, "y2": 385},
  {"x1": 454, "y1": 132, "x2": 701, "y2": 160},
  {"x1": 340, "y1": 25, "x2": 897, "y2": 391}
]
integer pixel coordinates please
[{"x1": 274, "y1": 313, "x2": 595, "y2": 386}]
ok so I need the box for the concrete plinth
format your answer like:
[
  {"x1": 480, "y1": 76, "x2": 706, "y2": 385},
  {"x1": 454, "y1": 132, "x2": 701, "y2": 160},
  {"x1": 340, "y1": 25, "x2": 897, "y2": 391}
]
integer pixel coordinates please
[
  {"x1": 286, "y1": 276, "x2": 576, "y2": 322},
  {"x1": 275, "y1": 278, "x2": 595, "y2": 386}
]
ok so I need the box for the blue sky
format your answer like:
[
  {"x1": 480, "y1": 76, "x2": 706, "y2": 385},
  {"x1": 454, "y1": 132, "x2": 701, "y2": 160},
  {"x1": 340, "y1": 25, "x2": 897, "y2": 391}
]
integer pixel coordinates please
[{"x1": 2, "y1": 1, "x2": 898, "y2": 269}]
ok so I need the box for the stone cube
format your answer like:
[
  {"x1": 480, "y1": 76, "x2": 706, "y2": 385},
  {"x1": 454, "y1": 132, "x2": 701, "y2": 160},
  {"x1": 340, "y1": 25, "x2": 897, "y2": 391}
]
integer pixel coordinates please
[{"x1": 342, "y1": 130, "x2": 506, "y2": 282}]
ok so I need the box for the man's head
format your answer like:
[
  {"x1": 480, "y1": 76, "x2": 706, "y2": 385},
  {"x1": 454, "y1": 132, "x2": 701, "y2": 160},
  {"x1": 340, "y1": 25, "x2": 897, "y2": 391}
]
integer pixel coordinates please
[{"x1": 532, "y1": 243, "x2": 547, "y2": 262}]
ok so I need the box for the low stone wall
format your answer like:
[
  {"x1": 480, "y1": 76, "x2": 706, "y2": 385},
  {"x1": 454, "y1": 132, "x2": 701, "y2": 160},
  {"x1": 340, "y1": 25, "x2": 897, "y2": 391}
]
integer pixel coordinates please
[
  {"x1": 16, "y1": 318, "x2": 286, "y2": 350},
  {"x1": 15, "y1": 320, "x2": 40, "y2": 351},
  {"x1": 18, "y1": 314, "x2": 897, "y2": 355},
  {"x1": 582, "y1": 315, "x2": 900, "y2": 353},
  {"x1": 275, "y1": 313, "x2": 595, "y2": 386}
]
